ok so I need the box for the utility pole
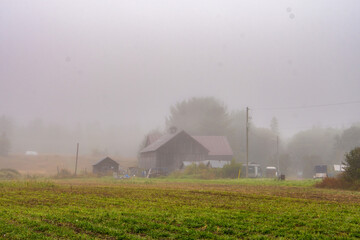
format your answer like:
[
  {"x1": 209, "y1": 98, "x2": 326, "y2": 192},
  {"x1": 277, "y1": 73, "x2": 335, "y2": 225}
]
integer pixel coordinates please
[
  {"x1": 74, "y1": 143, "x2": 79, "y2": 176},
  {"x1": 246, "y1": 107, "x2": 249, "y2": 178},
  {"x1": 276, "y1": 136, "x2": 280, "y2": 176}
]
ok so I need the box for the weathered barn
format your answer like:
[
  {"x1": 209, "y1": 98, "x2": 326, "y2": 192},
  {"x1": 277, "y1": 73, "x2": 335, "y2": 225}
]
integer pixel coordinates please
[
  {"x1": 92, "y1": 157, "x2": 119, "y2": 174},
  {"x1": 139, "y1": 130, "x2": 209, "y2": 172},
  {"x1": 192, "y1": 136, "x2": 233, "y2": 161}
]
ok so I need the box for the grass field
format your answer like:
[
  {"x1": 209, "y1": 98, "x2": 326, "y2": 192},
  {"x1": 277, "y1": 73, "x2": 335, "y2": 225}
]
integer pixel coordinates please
[
  {"x1": 1, "y1": 178, "x2": 360, "y2": 239},
  {"x1": 0, "y1": 154, "x2": 137, "y2": 176}
]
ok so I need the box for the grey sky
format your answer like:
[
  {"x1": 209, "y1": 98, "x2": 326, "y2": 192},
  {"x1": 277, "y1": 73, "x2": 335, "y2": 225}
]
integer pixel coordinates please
[{"x1": 1, "y1": 0, "x2": 360, "y2": 146}]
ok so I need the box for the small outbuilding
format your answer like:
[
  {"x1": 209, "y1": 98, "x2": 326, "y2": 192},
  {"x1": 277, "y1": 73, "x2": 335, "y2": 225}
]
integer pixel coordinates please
[{"x1": 92, "y1": 157, "x2": 119, "y2": 174}]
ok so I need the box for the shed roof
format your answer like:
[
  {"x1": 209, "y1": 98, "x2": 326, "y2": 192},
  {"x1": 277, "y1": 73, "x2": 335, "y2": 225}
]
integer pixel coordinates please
[
  {"x1": 192, "y1": 136, "x2": 233, "y2": 156},
  {"x1": 92, "y1": 157, "x2": 119, "y2": 166}
]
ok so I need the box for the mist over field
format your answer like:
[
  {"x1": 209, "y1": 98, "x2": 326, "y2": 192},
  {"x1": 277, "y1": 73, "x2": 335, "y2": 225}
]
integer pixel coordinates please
[
  {"x1": 0, "y1": 1, "x2": 360, "y2": 173},
  {"x1": 2, "y1": 2, "x2": 360, "y2": 239}
]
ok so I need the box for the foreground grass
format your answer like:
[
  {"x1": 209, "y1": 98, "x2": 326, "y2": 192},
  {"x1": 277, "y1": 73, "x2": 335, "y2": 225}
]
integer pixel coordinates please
[
  {"x1": 56, "y1": 176, "x2": 320, "y2": 187},
  {"x1": 0, "y1": 179, "x2": 360, "y2": 239}
]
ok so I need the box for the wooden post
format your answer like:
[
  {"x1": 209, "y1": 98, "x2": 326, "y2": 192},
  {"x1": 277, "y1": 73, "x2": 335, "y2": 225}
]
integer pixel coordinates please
[
  {"x1": 74, "y1": 143, "x2": 79, "y2": 176},
  {"x1": 277, "y1": 136, "x2": 280, "y2": 176},
  {"x1": 246, "y1": 107, "x2": 249, "y2": 178}
]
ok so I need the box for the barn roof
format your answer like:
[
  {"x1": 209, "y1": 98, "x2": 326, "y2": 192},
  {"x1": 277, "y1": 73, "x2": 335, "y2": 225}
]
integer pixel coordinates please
[
  {"x1": 140, "y1": 131, "x2": 179, "y2": 153},
  {"x1": 140, "y1": 130, "x2": 209, "y2": 153},
  {"x1": 145, "y1": 132, "x2": 163, "y2": 147},
  {"x1": 92, "y1": 157, "x2": 119, "y2": 166},
  {"x1": 192, "y1": 136, "x2": 233, "y2": 156}
]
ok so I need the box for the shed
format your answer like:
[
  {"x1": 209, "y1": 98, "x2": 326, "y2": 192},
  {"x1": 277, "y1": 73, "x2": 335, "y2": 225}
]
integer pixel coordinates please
[{"x1": 92, "y1": 157, "x2": 119, "y2": 174}]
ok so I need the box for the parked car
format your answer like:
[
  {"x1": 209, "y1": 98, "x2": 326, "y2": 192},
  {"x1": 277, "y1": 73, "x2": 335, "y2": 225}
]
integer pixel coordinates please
[{"x1": 313, "y1": 165, "x2": 328, "y2": 179}]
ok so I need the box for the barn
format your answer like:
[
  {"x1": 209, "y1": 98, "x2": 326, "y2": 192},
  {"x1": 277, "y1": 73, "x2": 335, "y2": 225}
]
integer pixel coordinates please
[
  {"x1": 139, "y1": 129, "x2": 209, "y2": 172},
  {"x1": 92, "y1": 157, "x2": 119, "y2": 174}
]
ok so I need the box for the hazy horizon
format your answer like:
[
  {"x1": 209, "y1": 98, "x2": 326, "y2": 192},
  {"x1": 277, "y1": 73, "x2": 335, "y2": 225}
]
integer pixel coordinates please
[{"x1": 1, "y1": 0, "x2": 360, "y2": 156}]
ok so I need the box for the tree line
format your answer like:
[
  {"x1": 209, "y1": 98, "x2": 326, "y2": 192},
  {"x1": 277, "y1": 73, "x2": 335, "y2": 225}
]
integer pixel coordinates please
[{"x1": 142, "y1": 97, "x2": 360, "y2": 178}]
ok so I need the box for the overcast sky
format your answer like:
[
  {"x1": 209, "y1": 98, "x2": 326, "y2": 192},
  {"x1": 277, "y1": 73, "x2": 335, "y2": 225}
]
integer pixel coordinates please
[{"x1": 1, "y1": 0, "x2": 360, "y2": 139}]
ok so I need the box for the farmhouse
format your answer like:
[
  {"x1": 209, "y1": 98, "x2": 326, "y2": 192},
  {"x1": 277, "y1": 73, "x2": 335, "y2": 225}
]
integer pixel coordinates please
[
  {"x1": 139, "y1": 129, "x2": 209, "y2": 172},
  {"x1": 139, "y1": 128, "x2": 234, "y2": 173},
  {"x1": 92, "y1": 157, "x2": 119, "y2": 174}
]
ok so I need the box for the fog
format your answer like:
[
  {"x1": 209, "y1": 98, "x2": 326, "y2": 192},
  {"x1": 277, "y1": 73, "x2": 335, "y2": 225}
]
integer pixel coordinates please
[{"x1": 1, "y1": 0, "x2": 360, "y2": 158}]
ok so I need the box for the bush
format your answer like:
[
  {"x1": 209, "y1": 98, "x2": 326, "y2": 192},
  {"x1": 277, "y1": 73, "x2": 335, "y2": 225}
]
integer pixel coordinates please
[
  {"x1": 0, "y1": 168, "x2": 21, "y2": 179},
  {"x1": 317, "y1": 147, "x2": 360, "y2": 190},
  {"x1": 315, "y1": 176, "x2": 351, "y2": 189},
  {"x1": 222, "y1": 160, "x2": 242, "y2": 178},
  {"x1": 343, "y1": 147, "x2": 360, "y2": 182},
  {"x1": 54, "y1": 168, "x2": 73, "y2": 179},
  {"x1": 169, "y1": 160, "x2": 242, "y2": 179}
]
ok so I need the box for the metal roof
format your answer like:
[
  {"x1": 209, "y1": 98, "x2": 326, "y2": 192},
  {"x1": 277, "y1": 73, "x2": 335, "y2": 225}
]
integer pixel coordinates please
[
  {"x1": 146, "y1": 132, "x2": 163, "y2": 146},
  {"x1": 192, "y1": 136, "x2": 233, "y2": 156},
  {"x1": 140, "y1": 130, "x2": 182, "y2": 153}
]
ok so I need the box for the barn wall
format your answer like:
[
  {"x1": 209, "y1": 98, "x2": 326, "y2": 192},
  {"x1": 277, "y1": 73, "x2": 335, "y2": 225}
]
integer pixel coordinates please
[
  {"x1": 93, "y1": 160, "x2": 119, "y2": 174},
  {"x1": 139, "y1": 152, "x2": 157, "y2": 169},
  {"x1": 157, "y1": 133, "x2": 208, "y2": 171}
]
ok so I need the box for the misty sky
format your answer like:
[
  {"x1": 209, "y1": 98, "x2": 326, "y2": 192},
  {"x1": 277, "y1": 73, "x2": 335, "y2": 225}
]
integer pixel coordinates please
[{"x1": 1, "y1": 0, "x2": 360, "y2": 139}]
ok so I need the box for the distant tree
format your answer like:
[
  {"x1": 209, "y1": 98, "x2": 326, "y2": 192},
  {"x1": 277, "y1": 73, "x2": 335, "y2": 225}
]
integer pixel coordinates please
[
  {"x1": 278, "y1": 153, "x2": 291, "y2": 176},
  {"x1": 227, "y1": 110, "x2": 247, "y2": 161},
  {"x1": 287, "y1": 127, "x2": 340, "y2": 175},
  {"x1": 333, "y1": 126, "x2": 360, "y2": 165},
  {"x1": 249, "y1": 127, "x2": 277, "y2": 167},
  {"x1": 339, "y1": 126, "x2": 360, "y2": 152},
  {"x1": 166, "y1": 97, "x2": 230, "y2": 136},
  {"x1": 343, "y1": 147, "x2": 360, "y2": 181},
  {"x1": 0, "y1": 132, "x2": 11, "y2": 156}
]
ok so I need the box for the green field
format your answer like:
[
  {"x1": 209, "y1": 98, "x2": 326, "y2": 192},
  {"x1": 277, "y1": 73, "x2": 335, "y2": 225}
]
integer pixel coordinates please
[{"x1": 1, "y1": 178, "x2": 360, "y2": 239}]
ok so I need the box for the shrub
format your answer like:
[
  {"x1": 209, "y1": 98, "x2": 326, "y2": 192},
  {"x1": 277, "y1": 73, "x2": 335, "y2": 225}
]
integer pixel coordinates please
[
  {"x1": 317, "y1": 147, "x2": 360, "y2": 190},
  {"x1": 343, "y1": 147, "x2": 360, "y2": 182},
  {"x1": 0, "y1": 168, "x2": 21, "y2": 179},
  {"x1": 222, "y1": 160, "x2": 242, "y2": 178},
  {"x1": 54, "y1": 168, "x2": 73, "y2": 179},
  {"x1": 169, "y1": 160, "x2": 242, "y2": 179},
  {"x1": 315, "y1": 176, "x2": 351, "y2": 189}
]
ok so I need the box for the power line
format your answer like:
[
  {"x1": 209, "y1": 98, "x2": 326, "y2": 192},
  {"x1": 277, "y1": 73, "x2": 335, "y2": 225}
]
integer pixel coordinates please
[{"x1": 251, "y1": 100, "x2": 360, "y2": 111}]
